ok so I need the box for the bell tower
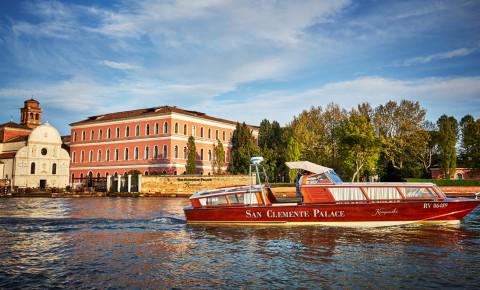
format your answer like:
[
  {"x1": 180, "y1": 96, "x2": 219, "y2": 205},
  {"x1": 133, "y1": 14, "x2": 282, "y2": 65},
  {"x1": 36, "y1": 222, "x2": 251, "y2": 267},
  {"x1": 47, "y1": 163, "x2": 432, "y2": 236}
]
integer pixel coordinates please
[{"x1": 20, "y1": 99, "x2": 42, "y2": 128}]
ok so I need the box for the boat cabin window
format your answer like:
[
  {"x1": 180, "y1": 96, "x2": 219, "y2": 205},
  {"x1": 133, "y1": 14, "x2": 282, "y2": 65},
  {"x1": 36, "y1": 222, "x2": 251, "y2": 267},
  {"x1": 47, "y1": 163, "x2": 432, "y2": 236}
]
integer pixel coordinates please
[
  {"x1": 306, "y1": 173, "x2": 330, "y2": 185},
  {"x1": 199, "y1": 196, "x2": 228, "y2": 206},
  {"x1": 401, "y1": 187, "x2": 436, "y2": 199},
  {"x1": 226, "y1": 194, "x2": 245, "y2": 204},
  {"x1": 329, "y1": 187, "x2": 366, "y2": 201},
  {"x1": 327, "y1": 170, "x2": 343, "y2": 184},
  {"x1": 365, "y1": 187, "x2": 402, "y2": 200}
]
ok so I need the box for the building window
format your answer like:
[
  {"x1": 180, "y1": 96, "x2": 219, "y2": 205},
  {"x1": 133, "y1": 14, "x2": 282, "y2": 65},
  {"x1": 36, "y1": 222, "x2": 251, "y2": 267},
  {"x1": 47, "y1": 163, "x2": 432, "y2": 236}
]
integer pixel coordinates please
[
  {"x1": 200, "y1": 149, "x2": 204, "y2": 160},
  {"x1": 115, "y1": 149, "x2": 119, "y2": 161},
  {"x1": 116, "y1": 128, "x2": 120, "y2": 138},
  {"x1": 52, "y1": 163, "x2": 57, "y2": 175},
  {"x1": 183, "y1": 124, "x2": 187, "y2": 135},
  {"x1": 99, "y1": 129, "x2": 103, "y2": 140},
  {"x1": 154, "y1": 146, "x2": 158, "y2": 159},
  {"x1": 80, "y1": 151, "x2": 84, "y2": 162},
  {"x1": 208, "y1": 128, "x2": 211, "y2": 139},
  {"x1": 125, "y1": 126, "x2": 130, "y2": 137},
  {"x1": 89, "y1": 150, "x2": 93, "y2": 162},
  {"x1": 134, "y1": 147, "x2": 139, "y2": 160},
  {"x1": 30, "y1": 162, "x2": 36, "y2": 174},
  {"x1": 135, "y1": 125, "x2": 140, "y2": 136},
  {"x1": 163, "y1": 145, "x2": 168, "y2": 159},
  {"x1": 456, "y1": 173, "x2": 463, "y2": 180},
  {"x1": 80, "y1": 173, "x2": 83, "y2": 181},
  {"x1": 73, "y1": 132, "x2": 77, "y2": 142},
  {"x1": 208, "y1": 150, "x2": 212, "y2": 161},
  {"x1": 90, "y1": 130, "x2": 94, "y2": 140},
  {"x1": 72, "y1": 152, "x2": 76, "y2": 163},
  {"x1": 200, "y1": 127, "x2": 204, "y2": 138},
  {"x1": 97, "y1": 150, "x2": 102, "y2": 162},
  {"x1": 183, "y1": 146, "x2": 187, "y2": 159},
  {"x1": 215, "y1": 130, "x2": 219, "y2": 140},
  {"x1": 146, "y1": 124, "x2": 150, "y2": 135},
  {"x1": 192, "y1": 126, "x2": 196, "y2": 137},
  {"x1": 222, "y1": 131, "x2": 225, "y2": 141},
  {"x1": 174, "y1": 145, "x2": 178, "y2": 159},
  {"x1": 145, "y1": 146, "x2": 150, "y2": 159},
  {"x1": 71, "y1": 173, "x2": 75, "y2": 182},
  {"x1": 82, "y1": 131, "x2": 86, "y2": 141},
  {"x1": 125, "y1": 148, "x2": 129, "y2": 160},
  {"x1": 175, "y1": 123, "x2": 179, "y2": 134},
  {"x1": 144, "y1": 171, "x2": 149, "y2": 176},
  {"x1": 107, "y1": 128, "x2": 111, "y2": 139},
  {"x1": 97, "y1": 172, "x2": 101, "y2": 178},
  {"x1": 106, "y1": 149, "x2": 110, "y2": 161},
  {"x1": 163, "y1": 122, "x2": 168, "y2": 134},
  {"x1": 155, "y1": 123, "x2": 159, "y2": 134}
]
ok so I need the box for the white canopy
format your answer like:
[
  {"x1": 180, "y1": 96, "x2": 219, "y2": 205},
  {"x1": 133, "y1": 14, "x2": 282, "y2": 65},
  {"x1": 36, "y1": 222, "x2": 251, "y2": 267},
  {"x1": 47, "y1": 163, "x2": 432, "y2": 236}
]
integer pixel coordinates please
[{"x1": 285, "y1": 161, "x2": 332, "y2": 175}]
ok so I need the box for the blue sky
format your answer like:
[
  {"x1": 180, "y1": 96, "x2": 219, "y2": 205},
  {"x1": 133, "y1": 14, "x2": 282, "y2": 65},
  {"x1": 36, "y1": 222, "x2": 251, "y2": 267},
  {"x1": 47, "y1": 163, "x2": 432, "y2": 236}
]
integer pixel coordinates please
[{"x1": 0, "y1": 0, "x2": 479, "y2": 134}]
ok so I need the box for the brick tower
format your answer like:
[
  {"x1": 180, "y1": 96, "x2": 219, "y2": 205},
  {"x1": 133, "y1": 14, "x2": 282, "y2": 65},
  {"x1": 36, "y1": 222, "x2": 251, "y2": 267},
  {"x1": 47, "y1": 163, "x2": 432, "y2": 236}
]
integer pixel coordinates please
[{"x1": 20, "y1": 99, "x2": 42, "y2": 129}]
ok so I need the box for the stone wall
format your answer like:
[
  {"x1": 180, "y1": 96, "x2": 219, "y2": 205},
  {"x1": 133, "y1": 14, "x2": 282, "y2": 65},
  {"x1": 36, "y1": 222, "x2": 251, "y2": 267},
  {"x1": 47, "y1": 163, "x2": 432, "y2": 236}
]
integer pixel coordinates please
[{"x1": 141, "y1": 175, "x2": 252, "y2": 196}]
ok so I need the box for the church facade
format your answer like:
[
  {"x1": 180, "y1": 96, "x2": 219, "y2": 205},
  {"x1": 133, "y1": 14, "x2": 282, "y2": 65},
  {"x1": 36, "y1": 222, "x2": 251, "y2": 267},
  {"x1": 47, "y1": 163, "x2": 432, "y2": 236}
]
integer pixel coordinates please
[{"x1": 0, "y1": 99, "x2": 70, "y2": 189}]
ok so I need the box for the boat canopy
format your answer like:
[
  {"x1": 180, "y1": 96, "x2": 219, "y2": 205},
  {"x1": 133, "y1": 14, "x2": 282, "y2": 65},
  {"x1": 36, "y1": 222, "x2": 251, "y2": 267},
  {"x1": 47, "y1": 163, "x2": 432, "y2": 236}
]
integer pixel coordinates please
[{"x1": 285, "y1": 161, "x2": 332, "y2": 175}]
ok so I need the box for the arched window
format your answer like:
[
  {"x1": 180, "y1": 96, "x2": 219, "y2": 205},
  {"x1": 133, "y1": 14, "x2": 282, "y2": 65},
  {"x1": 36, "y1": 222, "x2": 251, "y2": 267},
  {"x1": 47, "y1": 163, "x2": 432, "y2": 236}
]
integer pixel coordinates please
[
  {"x1": 174, "y1": 171, "x2": 177, "y2": 176},
  {"x1": 183, "y1": 146, "x2": 187, "y2": 159},
  {"x1": 97, "y1": 172, "x2": 101, "y2": 178},
  {"x1": 222, "y1": 131, "x2": 225, "y2": 141},
  {"x1": 106, "y1": 149, "x2": 110, "y2": 161},
  {"x1": 183, "y1": 124, "x2": 187, "y2": 135},
  {"x1": 192, "y1": 126, "x2": 196, "y2": 137},
  {"x1": 174, "y1": 145, "x2": 179, "y2": 159},
  {"x1": 125, "y1": 126, "x2": 130, "y2": 137},
  {"x1": 200, "y1": 149, "x2": 204, "y2": 160},
  {"x1": 99, "y1": 129, "x2": 103, "y2": 140},
  {"x1": 145, "y1": 146, "x2": 150, "y2": 159},
  {"x1": 52, "y1": 163, "x2": 57, "y2": 175},
  {"x1": 116, "y1": 128, "x2": 120, "y2": 138},
  {"x1": 154, "y1": 146, "x2": 159, "y2": 159},
  {"x1": 73, "y1": 132, "x2": 77, "y2": 142},
  {"x1": 163, "y1": 145, "x2": 168, "y2": 159},
  {"x1": 155, "y1": 123, "x2": 159, "y2": 134},
  {"x1": 146, "y1": 124, "x2": 150, "y2": 135},
  {"x1": 89, "y1": 150, "x2": 93, "y2": 162},
  {"x1": 72, "y1": 152, "x2": 76, "y2": 163},
  {"x1": 97, "y1": 150, "x2": 102, "y2": 162},
  {"x1": 35, "y1": 113, "x2": 39, "y2": 120},
  {"x1": 208, "y1": 150, "x2": 212, "y2": 161},
  {"x1": 107, "y1": 128, "x2": 111, "y2": 139},
  {"x1": 200, "y1": 127, "x2": 204, "y2": 138},
  {"x1": 208, "y1": 128, "x2": 212, "y2": 139},
  {"x1": 135, "y1": 125, "x2": 140, "y2": 136},
  {"x1": 134, "y1": 147, "x2": 139, "y2": 160},
  {"x1": 105, "y1": 172, "x2": 109, "y2": 177},
  {"x1": 90, "y1": 130, "x2": 94, "y2": 140},
  {"x1": 30, "y1": 162, "x2": 36, "y2": 174},
  {"x1": 125, "y1": 148, "x2": 129, "y2": 160},
  {"x1": 163, "y1": 122, "x2": 168, "y2": 134},
  {"x1": 115, "y1": 149, "x2": 119, "y2": 161},
  {"x1": 80, "y1": 151, "x2": 84, "y2": 162},
  {"x1": 82, "y1": 131, "x2": 86, "y2": 141},
  {"x1": 174, "y1": 123, "x2": 179, "y2": 134},
  {"x1": 144, "y1": 171, "x2": 149, "y2": 176},
  {"x1": 71, "y1": 173, "x2": 75, "y2": 182},
  {"x1": 215, "y1": 130, "x2": 219, "y2": 140},
  {"x1": 456, "y1": 173, "x2": 463, "y2": 180},
  {"x1": 80, "y1": 173, "x2": 84, "y2": 181}
]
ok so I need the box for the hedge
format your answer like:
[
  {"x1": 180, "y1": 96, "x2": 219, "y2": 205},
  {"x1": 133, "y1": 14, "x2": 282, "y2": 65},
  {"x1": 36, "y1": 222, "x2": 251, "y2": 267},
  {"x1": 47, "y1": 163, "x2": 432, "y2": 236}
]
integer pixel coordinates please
[{"x1": 405, "y1": 179, "x2": 480, "y2": 186}]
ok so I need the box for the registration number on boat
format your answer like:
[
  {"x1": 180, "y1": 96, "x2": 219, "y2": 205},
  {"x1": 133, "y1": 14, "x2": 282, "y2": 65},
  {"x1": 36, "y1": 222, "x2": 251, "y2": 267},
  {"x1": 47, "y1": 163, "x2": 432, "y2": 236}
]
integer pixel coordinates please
[{"x1": 423, "y1": 203, "x2": 448, "y2": 209}]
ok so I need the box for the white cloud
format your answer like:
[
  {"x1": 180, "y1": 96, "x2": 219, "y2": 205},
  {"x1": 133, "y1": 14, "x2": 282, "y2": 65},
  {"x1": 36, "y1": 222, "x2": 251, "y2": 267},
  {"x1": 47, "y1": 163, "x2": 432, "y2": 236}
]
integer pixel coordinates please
[
  {"x1": 100, "y1": 60, "x2": 139, "y2": 70},
  {"x1": 396, "y1": 48, "x2": 477, "y2": 67}
]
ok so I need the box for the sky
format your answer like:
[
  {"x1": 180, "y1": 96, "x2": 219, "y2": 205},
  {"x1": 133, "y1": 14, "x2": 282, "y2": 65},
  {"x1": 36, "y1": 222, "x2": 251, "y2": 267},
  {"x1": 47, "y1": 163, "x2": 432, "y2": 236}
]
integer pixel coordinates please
[{"x1": 0, "y1": 0, "x2": 479, "y2": 134}]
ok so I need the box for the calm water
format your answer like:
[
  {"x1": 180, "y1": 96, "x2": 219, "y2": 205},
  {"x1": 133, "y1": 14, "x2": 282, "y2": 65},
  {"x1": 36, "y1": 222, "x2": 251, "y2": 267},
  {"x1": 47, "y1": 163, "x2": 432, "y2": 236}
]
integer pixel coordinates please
[{"x1": 1, "y1": 198, "x2": 480, "y2": 289}]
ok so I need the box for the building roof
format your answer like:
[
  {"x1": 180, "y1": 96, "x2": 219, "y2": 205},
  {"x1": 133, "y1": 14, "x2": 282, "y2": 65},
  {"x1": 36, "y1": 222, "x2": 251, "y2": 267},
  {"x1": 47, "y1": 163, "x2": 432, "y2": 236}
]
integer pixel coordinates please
[
  {"x1": 4, "y1": 135, "x2": 28, "y2": 143},
  {"x1": 70, "y1": 105, "x2": 259, "y2": 129},
  {"x1": 0, "y1": 152, "x2": 17, "y2": 159},
  {"x1": 0, "y1": 121, "x2": 31, "y2": 130},
  {"x1": 61, "y1": 135, "x2": 71, "y2": 143}
]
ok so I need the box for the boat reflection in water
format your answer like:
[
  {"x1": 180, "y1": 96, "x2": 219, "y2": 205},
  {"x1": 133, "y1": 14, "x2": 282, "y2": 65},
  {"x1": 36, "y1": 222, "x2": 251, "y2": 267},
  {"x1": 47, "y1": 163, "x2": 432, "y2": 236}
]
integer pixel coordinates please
[{"x1": 184, "y1": 157, "x2": 480, "y2": 227}]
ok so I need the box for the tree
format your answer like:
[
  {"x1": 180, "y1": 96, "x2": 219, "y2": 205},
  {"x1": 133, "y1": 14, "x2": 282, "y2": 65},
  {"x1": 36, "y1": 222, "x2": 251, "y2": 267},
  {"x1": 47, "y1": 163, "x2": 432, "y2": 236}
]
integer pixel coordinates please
[
  {"x1": 437, "y1": 115, "x2": 458, "y2": 179},
  {"x1": 228, "y1": 123, "x2": 259, "y2": 174},
  {"x1": 323, "y1": 103, "x2": 347, "y2": 169},
  {"x1": 212, "y1": 140, "x2": 225, "y2": 174},
  {"x1": 284, "y1": 136, "x2": 301, "y2": 182},
  {"x1": 460, "y1": 115, "x2": 480, "y2": 168},
  {"x1": 186, "y1": 136, "x2": 197, "y2": 174},
  {"x1": 409, "y1": 121, "x2": 438, "y2": 177},
  {"x1": 339, "y1": 109, "x2": 379, "y2": 182}
]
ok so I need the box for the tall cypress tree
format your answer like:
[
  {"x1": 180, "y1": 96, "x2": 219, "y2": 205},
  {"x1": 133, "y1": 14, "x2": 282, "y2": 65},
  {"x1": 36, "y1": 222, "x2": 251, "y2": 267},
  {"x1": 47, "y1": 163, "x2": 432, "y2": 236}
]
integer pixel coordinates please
[
  {"x1": 186, "y1": 136, "x2": 197, "y2": 174},
  {"x1": 437, "y1": 115, "x2": 458, "y2": 179}
]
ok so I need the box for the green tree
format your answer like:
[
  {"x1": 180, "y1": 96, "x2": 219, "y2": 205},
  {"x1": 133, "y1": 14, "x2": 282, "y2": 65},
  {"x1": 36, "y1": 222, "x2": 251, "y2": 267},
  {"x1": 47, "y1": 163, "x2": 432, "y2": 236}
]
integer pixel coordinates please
[
  {"x1": 284, "y1": 136, "x2": 301, "y2": 182},
  {"x1": 339, "y1": 109, "x2": 379, "y2": 181},
  {"x1": 228, "y1": 122, "x2": 259, "y2": 174},
  {"x1": 437, "y1": 115, "x2": 458, "y2": 179},
  {"x1": 186, "y1": 136, "x2": 197, "y2": 174},
  {"x1": 460, "y1": 115, "x2": 480, "y2": 168},
  {"x1": 212, "y1": 140, "x2": 225, "y2": 174}
]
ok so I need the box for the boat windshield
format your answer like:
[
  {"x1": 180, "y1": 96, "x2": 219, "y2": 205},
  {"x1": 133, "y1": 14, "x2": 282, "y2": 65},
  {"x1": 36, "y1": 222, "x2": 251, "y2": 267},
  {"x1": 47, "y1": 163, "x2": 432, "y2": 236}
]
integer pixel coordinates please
[{"x1": 327, "y1": 170, "x2": 343, "y2": 184}]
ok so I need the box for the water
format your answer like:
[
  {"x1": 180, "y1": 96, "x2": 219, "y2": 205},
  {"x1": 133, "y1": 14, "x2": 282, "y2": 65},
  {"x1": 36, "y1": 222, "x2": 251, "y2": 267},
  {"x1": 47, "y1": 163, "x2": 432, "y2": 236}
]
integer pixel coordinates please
[{"x1": 1, "y1": 198, "x2": 480, "y2": 289}]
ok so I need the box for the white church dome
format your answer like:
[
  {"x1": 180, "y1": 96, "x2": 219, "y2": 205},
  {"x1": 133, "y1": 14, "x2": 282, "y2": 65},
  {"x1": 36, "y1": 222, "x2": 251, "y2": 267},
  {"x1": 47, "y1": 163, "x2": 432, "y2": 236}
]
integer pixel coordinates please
[{"x1": 28, "y1": 122, "x2": 62, "y2": 144}]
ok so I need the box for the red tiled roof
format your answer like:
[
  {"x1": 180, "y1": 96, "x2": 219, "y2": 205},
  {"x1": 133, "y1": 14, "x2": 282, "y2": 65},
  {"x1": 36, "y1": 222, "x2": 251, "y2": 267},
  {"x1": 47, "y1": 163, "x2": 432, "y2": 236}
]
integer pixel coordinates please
[
  {"x1": 0, "y1": 152, "x2": 17, "y2": 159},
  {"x1": 4, "y1": 135, "x2": 28, "y2": 143},
  {"x1": 70, "y1": 106, "x2": 259, "y2": 129},
  {"x1": 0, "y1": 121, "x2": 30, "y2": 130},
  {"x1": 61, "y1": 135, "x2": 71, "y2": 143}
]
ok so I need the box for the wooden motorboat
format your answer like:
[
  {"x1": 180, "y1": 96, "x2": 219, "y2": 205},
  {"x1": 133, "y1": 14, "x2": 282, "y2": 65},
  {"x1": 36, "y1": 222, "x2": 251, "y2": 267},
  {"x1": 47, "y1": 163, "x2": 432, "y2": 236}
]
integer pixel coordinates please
[{"x1": 184, "y1": 157, "x2": 480, "y2": 227}]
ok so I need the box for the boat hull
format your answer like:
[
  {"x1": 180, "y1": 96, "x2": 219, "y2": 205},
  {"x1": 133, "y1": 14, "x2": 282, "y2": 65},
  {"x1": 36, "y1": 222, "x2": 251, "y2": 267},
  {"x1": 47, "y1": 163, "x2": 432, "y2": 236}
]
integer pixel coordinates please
[{"x1": 184, "y1": 199, "x2": 480, "y2": 227}]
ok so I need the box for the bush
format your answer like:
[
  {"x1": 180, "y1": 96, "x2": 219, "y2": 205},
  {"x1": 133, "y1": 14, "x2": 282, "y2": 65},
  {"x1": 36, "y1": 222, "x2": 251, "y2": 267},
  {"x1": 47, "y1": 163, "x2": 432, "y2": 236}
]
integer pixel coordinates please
[{"x1": 405, "y1": 178, "x2": 480, "y2": 186}]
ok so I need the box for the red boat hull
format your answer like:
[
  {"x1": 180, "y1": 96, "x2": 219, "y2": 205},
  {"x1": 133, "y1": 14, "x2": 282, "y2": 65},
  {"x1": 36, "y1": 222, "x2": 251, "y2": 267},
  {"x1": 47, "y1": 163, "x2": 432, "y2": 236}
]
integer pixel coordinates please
[{"x1": 184, "y1": 199, "x2": 480, "y2": 227}]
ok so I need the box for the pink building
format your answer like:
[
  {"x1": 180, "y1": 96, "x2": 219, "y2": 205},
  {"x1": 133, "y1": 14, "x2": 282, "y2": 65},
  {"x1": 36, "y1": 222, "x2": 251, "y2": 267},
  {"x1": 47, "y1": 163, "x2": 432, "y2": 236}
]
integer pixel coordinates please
[{"x1": 430, "y1": 167, "x2": 480, "y2": 180}]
